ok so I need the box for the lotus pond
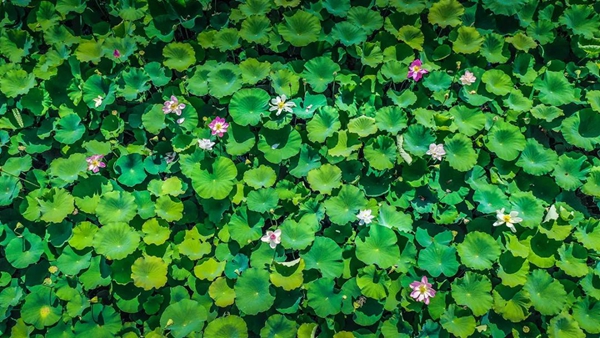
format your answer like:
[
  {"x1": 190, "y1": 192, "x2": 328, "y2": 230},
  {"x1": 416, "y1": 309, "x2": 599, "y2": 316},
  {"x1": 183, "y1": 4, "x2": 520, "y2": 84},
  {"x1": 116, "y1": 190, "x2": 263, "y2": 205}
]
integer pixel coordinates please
[{"x1": 1, "y1": 0, "x2": 600, "y2": 337}]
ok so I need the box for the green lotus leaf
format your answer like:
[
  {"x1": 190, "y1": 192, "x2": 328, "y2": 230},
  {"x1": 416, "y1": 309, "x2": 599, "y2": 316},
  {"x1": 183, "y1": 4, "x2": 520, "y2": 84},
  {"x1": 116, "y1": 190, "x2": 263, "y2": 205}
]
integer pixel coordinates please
[
  {"x1": 214, "y1": 28, "x2": 240, "y2": 52},
  {"x1": 348, "y1": 116, "x2": 378, "y2": 137},
  {"x1": 582, "y1": 167, "x2": 600, "y2": 198},
  {"x1": 277, "y1": 11, "x2": 321, "y2": 47},
  {"x1": 257, "y1": 126, "x2": 302, "y2": 164},
  {"x1": 506, "y1": 33, "x2": 537, "y2": 52},
  {"x1": 239, "y1": 0, "x2": 271, "y2": 16},
  {"x1": 114, "y1": 154, "x2": 147, "y2": 187},
  {"x1": 141, "y1": 104, "x2": 167, "y2": 134},
  {"x1": 485, "y1": 122, "x2": 526, "y2": 161},
  {"x1": 347, "y1": 6, "x2": 383, "y2": 35},
  {"x1": 229, "y1": 207, "x2": 264, "y2": 247},
  {"x1": 377, "y1": 204, "x2": 412, "y2": 232},
  {"x1": 178, "y1": 227, "x2": 212, "y2": 260},
  {"x1": 561, "y1": 109, "x2": 600, "y2": 151},
  {"x1": 54, "y1": 114, "x2": 85, "y2": 145},
  {"x1": 515, "y1": 139, "x2": 558, "y2": 176},
  {"x1": 526, "y1": 20, "x2": 556, "y2": 45},
  {"x1": 118, "y1": 68, "x2": 151, "y2": 100},
  {"x1": 0, "y1": 30, "x2": 33, "y2": 63},
  {"x1": 141, "y1": 218, "x2": 171, "y2": 245},
  {"x1": 481, "y1": 69, "x2": 513, "y2": 96},
  {"x1": 307, "y1": 164, "x2": 342, "y2": 195},
  {"x1": 323, "y1": 0, "x2": 350, "y2": 16},
  {"x1": 482, "y1": 0, "x2": 526, "y2": 16},
  {"x1": 326, "y1": 131, "x2": 360, "y2": 159},
  {"x1": 557, "y1": 243, "x2": 589, "y2": 278},
  {"x1": 534, "y1": 71, "x2": 577, "y2": 106},
  {"x1": 131, "y1": 256, "x2": 168, "y2": 291},
  {"x1": 403, "y1": 124, "x2": 435, "y2": 156},
  {"x1": 302, "y1": 236, "x2": 344, "y2": 278},
  {"x1": 280, "y1": 215, "x2": 318, "y2": 250},
  {"x1": 56, "y1": 246, "x2": 91, "y2": 275},
  {"x1": 240, "y1": 15, "x2": 271, "y2": 44},
  {"x1": 559, "y1": 5, "x2": 600, "y2": 39},
  {"x1": 530, "y1": 104, "x2": 563, "y2": 122},
  {"x1": 274, "y1": 0, "x2": 301, "y2": 7},
  {"x1": 162, "y1": 42, "x2": 196, "y2": 72},
  {"x1": 144, "y1": 62, "x2": 171, "y2": 87},
  {"x1": 306, "y1": 278, "x2": 343, "y2": 317},
  {"x1": 229, "y1": 88, "x2": 270, "y2": 126},
  {"x1": 204, "y1": 315, "x2": 248, "y2": 338},
  {"x1": 572, "y1": 298, "x2": 600, "y2": 334},
  {"x1": 74, "y1": 40, "x2": 103, "y2": 63},
  {"x1": 26, "y1": 188, "x2": 74, "y2": 223},
  {"x1": 0, "y1": 175, "x2": 21, "y2": 206},
  {"x1": 208, "y1": 63, "x2": 243, "y2": 98},
  {"x1": 5, "y1": 229, "x2": 43, "y2": 269},
  {"x1": 307, "y1": 107, "x2": 341, "y2": 143},
  {"x1": 548, "y1": 313, "x2": 586, "y2": 338},
  {"x1": 356, "y1": 265, "x2": 391, "y2": 300},
  {"x1": 156, "y1": 195, "x2": 183, "y2": 222},
  {"x1": 68, "y1": 221, "x2": 98, "y2": 250},
  {"x1": 440, "y1": 305, "x2": 476, "y2": 338},
  {"x1": 160, "y1": 300, "x2": 207, "y2": 338},
  {"x1": 21, "y1": 286, "x2": 62, "y2": 330},
  {"x1": 444, "y1": 133, "x2": 477, "y2": 172},
  {"x1": 504, "y1": 89, "x2": 533, "y2": 112},
  {"x1": 209, "y1": 277, "x2": 236, "y2": 307},
  {"x1": 302, "y1": 56, "x2": 340, "y2": 93},
  {"x1": 331, "y1": 22, "x2": 367, "y2": 46},
  {"x1": 225, "y1": 123, "x2": 256, "y2": 156},
  {"x1": 397, "y1": 25, "x2": 424, "y2": 50},
  {"x1": 422, "y1": 71, "x2": 452, "y2": 92},
  {"x1": 239, "y1": 58, "x2": 271, "y2": 85},
  {"x1": 449, "y1": 105, "x2": 486, "y2": 136},
  {"x1": 247, "y1": 188, "x2": 279, "y2": 213},
  {"x1": 185, "y1": 64, "x2": 210, "y2": 96},
  {"x1": 0, "y1": 69, "x2": 36, "y2": 98},
  {"x1": 375, "y1": 106, "x2": 407, "y2": 133},
  {"x1": 451, "y1": 272, "x2": 493, "y2": 316},
  {"x1": 457, "y1": 232, "x2": 501, "y2": 270},
  {"x1": 524, "y1": 269, "x2": 567, "y2": 316},
  {"x1": 270, "y1": 69, "x2": 300, "y2": 97},
  {"x1": 190, "y1": 157, "x2": 237, "y2": 200},
  {"x1": 492, "y1": 285, "x2": 530, "y2": 322},
  {"x1": 93, "y1": 223, "x2": 140, "y2": 260},
  {"x1": 389, "y1": 0, "x2": 427, "y2": 15},
  {"x1": 324, "y1": 185, "x2": 367, "y2": 225},
  {"x1": 356, "y1": 225, "x2": 400, "y2": 268},
  {"x1": 364, "y1": 135, "x2": 397, "y2": 171},
  {"x1": 194, "y1": 258, "x2": 225, "y2": 281},
  {"x1": 452, "y1": 26, "x2": 483, "y2": 54},
  {"x1": 480, "y1": 33, "x2": 510, "y2": 63},
  {"x1": 234, "y1": 268, "x2": 275, "y2": 315},
  {"x1": 74, "y1": 304, "x2": 122, "y2": 336},
  {"x1": 428, "y1": 0, "x2": 464, "y2": 28},
  {"x1": 82, "y1": 74, "x2": 116, "y2": 110},
  {"x1": 96, "y1": 190, "x2": 137, "y2": 224},
  {"x1": 260, "y1": 314, "x2": 297, "y2": 338},
  {"x1": 418, "y1": 242, "x2": 459, "y2": 277},
  {"x1": 270, "y1": 258, "x2": 304, "y2": 291},
  {"x1": 244, "y1": 165, "x2": 277, "y2": 189}
]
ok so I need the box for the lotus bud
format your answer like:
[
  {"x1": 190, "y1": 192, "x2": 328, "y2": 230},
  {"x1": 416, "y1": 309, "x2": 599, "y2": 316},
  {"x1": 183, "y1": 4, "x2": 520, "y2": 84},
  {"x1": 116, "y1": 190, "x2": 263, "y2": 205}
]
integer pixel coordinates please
[
  {"x1": 342, "y1": 295, "x2": 347, "y2": 300},
  {"x1": 73, "y1": 208, "x2": 78, "y2": 215},
  {"x1": 203, "y1": 116, "x2": 208, "y2": 121},
  {"x1": 469, "y1": 90, "x2": 477, "y2": 94},
  {"x1": 166, "y1": 319, "x2": 174, "y2": 327},
  {"x1": 523, "y1": 326, "x2": 530, "y2": 333},
  {"x1": 18, "y1": 145, "x2": 26, "y2": 151},
  {"x1": 43, "y1": 278, "x2": 53, "y2": 286},
  {"x1": 15, "y1": 222, "x2": 23, "y2": 229},
  {"x1": 111, "y1": 110, "x2": 118, "y2": 115},
  {"x1": 463, "y1": 219, "x2": 470, "y2": 224},
  {"x1": 139, "y1": 50, "x2": 145, "y2": 56},
  {"x1": 48, "y1": 266, "x2": 58, "y2": 274},
  {"x1": 269, "y1": 208, "x2": 275, "y2": 214},
  {"x1": 245, "y1": 159, "x2": 251, "y2": 165},
  {"x1": 456, "y1": 61, "x2": 461, "y2": 70},
  {"x1": 575, "y1": 69, "x2": 581, "y2": 77},
  {"x1": 91, "y1": 296, "x2": 99, "y2": 303}
]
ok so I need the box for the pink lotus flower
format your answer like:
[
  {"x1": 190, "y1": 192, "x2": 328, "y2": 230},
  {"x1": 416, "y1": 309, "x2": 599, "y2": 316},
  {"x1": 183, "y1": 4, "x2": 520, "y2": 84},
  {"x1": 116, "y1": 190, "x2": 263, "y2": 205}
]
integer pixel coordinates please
[
  {"x1": 407, "y1": 59, "x2": 428, "y2": 81},
  {"x1": 162, "y1": 96, "x2": 186, "y2": 116},
  {"x1": 209, "y1": 117, "x2": 230, "y2": 137},
  {"x1": 410, "y1": 276, "x2": 436, "y2": 305},
  {"x1": 460, "y1": 70, "x2": 477, "y2": 85},
  {"x1": 113, "y1": 49, "x2": 121, "y2": 58},
  {"x1": 86, "y1": 155, "x2": 106, "y2": 173},
  {"x1": 261, "y1": 229, "x2": 281, "y2": 249}
]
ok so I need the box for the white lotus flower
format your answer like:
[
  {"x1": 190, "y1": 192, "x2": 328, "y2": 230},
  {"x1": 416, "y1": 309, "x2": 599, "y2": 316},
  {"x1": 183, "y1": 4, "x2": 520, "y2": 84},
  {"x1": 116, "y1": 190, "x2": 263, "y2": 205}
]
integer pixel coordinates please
[
  {"x1": 356, "y1": 209, "x2": 374, "y2": 225},
  {"x1": 269, "y1": 94, "x2": 296, "y2": 116},
  {"x1": 198, "y1": 138, "x2": 215, "y2": 150},
  {"x1": 460, "y1": 70, "x2": 477, "y2": 85},
  {"x1": 261, "y1": 229, "x2": 281, "y2": 249},
  {"x1": 493, "y1": 208, "x2": 523, "y2": 233},
  {"x1": 93, "y1": 95, "x2": 103, "y2": 108},
  {"x1": 426, "y1": 143, "x2": 446, "y2": 161}
]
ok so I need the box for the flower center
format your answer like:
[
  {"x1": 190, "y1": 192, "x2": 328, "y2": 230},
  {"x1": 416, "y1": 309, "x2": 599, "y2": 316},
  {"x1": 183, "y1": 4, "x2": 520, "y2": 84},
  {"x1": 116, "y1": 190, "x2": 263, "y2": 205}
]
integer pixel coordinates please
[
  {"x1": 91, "y1": 160, "x2": 100, "y2": 166},
  {"x1": 503, "y1": 215, "x2": 512, "y2": 223},
  {"x1": 270, "y1": 234, "x2": 276, "y2": 240},
  {"x1": 412, "y1": 66, "x2": 421, "y2": 72},
  {"x1": 214, "y1": 123, "x2": 223, "y2": 131},
  {"x1": 278, "y1": 101, "x2": 286, "y2": 109},
  {"x1": 419, "y1": 285, "x2": 427, "y2": 294},
  {"x1": 170, "y1": 102, "x2": 179, "y2": 110}
]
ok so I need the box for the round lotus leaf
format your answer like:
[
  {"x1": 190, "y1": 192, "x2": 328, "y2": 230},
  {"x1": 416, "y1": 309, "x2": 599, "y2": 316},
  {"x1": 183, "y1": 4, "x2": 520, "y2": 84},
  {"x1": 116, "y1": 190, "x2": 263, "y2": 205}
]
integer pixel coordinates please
[
  {"x1": 428, "y1": 0, "x2": 464, "y2": 28},
  {"x1": 190, "y1": 157, "x2": 238, "y2": 200},
  {"x1": 114, "y1": 154, "x2": 147, "y2": 187},
  {"x1": 561, "y1": 109, "x2": 600, "y2": 151},
  {"x1": 162, "y1": 42, "x2": 196, "y2": 72},
  {"x1": 260, "y1": 314, "x2": 297, "y2": 338},
  {"x1": 451, "y1": 272, "x2": 493, "y2": 316},
  {"x1": 229, "y1": 88, "x2": 270, "y2": 126},
  {"x1": 234, "y1": 268, "x2": 275, "y2": 315},
  {"x1": 457, "y1": 232, "x2": 501, "y2": 270},
  {"x1": 524, "y1": 269, "x2": 567, "y2": 316},
  {"x1": 5, "y1": 229, "x2": 43, "y2": 269},
  {"x1": 485, "y1": 122, "x2": 526, "y2": 161},
  {"x1": 93, "y1": 223, "x2": 140, "y2": 260},
  {"x1": 257, "y1": 126, "x2": 302, "y2": 164},
  {"x1": 277, "y1": 11, "x2": 321, "y2": 47},
  {"x1": 331, "y1": 21, "x2": 367, "y2": 46},
  {"x1": 0, "y1": 69, "x2": 36, "y2": 98},
  {"x1": 247, "y1": 188, "x2": 279, "y2": 213},
  {"x1": 356, "y1": 225, "x2": 400, "y2": 269},
  {"x1": 209, "y1": 277, "x2": 236, "y2": 307},
  {"x1": 208, "y1": 63, "x2": 243, "y2": 98},
  {"x1": 418, "y1": 242, "x2": 459, "y2": 277},
  {"x1": 302, "y1": 236, "x2": 344, "y2": 278},
  {"x1": 356, "y1": 265, "x2": 391, "y2": 300},
  {"x1": 302, "y1": 56, "x2": 340, "y2": 93},
  {"x1": 131, "y1": 256, "x2": 168, "y2": 291},
  {"x1": 21, "y1": 285, "x2": 62, "y2": 330},
  {"x1": 204, "y1": 315, "x2": 248, "y2": 338},
  {"x1": 160, "y1": 299, "x2": 207, "y2": 338},
  {"x1": 323, "y1": 185, "x2": 367, "y2": 225},
  {"x1": 481, "y1": 69, "x2": 513, "y2": 96},
  {"x1": 440, "y1": 305, "x2": 476, "y2": 338},
  {"x1": 243, "y1": 165, "x2": 277, "y2": 189},
  {"x1": 306, "y1": 278, "x2": 343, "y2": 317},
  {"x1": 96, "y1": 190, "x2": 138, "y2": 224},
  {"x1": 307, "y1": 164, "x2": 342, "y2": 195}
]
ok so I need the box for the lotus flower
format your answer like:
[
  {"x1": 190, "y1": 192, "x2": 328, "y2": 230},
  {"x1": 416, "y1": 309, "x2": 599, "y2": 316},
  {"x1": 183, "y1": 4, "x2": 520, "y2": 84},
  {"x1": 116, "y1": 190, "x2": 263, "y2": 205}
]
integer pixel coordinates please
[
  {"x1": 209, "y1": 117, "x2": 229, "y2": 137},
  {"x1": 198, "y1": 138, "x2": 215, "y2": 150},
  {"x1": 162, "y1": 95, "x2": 186, "y2": 116},
  {"x1": 410, "y1": 276, "x2": 436, "y2": 305},
  {"x1": 493, "y1": 208, "x2": 522, "y2": 233},
  {"x1": 407, "y1": 59, "x2": 428, "y2": 81},
  {"x1": 86, "y1": 155, "x2": 106, "y2": 173},
  {"x1": 426, "y1": 143, "x2": 446, "y2": 161},
  {"x1": 113, "y1": 49, "x2": 121, "y2": 58},
  {"x1": 93, "y1": 95, "x2": 103, "y2": 108},
  {"x1": 460, "y1": 70, "x2": 477, "y2": 85},
  {"x1": 269, "y1": 94, "x2": 296, "y2": 116},
  {"x1": 261, "y1": 229, "x2": 281, "y2": 249},
  {"x1": 356, "y1": 209, "x2": 374, "y2": 225}
]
